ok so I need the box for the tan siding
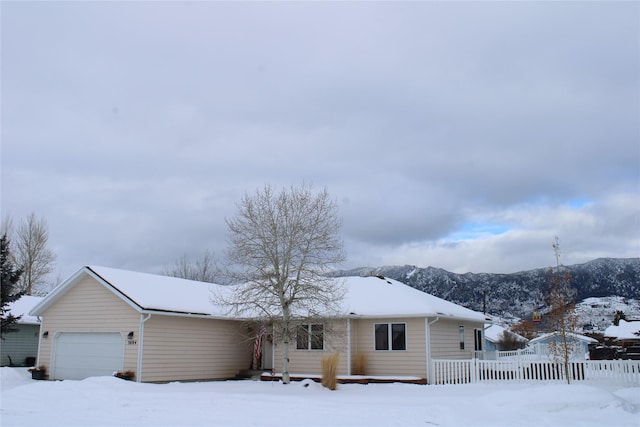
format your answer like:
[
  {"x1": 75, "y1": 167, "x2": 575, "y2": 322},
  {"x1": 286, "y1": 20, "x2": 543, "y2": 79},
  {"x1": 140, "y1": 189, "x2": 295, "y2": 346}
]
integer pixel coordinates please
[
  {"x1": 272, "y1": 320, "x2": 348, "y2": 376},
  {"x1": 37, "y1": 276, "x2": 140, "y2": 374},
  {"x1": 429, "y1": 318, "x2": 484, "y2": 360},
  {"x1": 350, "y1": 318, "x2": 427, "y2": 378},
  {"x1": 141, "y1": 315, "x2": 251, "y2": 382}
]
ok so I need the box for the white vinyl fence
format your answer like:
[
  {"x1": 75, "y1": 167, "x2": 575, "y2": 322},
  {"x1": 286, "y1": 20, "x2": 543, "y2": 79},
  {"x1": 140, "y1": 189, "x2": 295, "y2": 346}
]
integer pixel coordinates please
[
  {"x1": 432, "y1": 359, "x2": 640, "y2": 386},
  {"x1": 475, "y1": 344, "x2": 585, "y2": 362}
]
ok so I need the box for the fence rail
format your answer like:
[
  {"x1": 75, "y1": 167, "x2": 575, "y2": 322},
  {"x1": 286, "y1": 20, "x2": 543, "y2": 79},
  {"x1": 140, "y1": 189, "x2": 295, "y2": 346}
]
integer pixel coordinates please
[
  {"x1": 432, "y1": 359, "x2": 640, "y2": 386},
  {"x1": 474, "y1": 344, "x2": 586, "y2": 362}
]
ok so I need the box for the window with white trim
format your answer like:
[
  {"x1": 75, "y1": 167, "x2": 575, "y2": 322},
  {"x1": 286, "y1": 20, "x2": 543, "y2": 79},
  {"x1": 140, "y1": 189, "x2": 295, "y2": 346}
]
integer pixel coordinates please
[
  {"x1": 374, "y1": 323, "x2": 406, "y2": 351},
  {"x1": 459, "y1": 325, "x2": 465, "y2": 350},
  {"x1": 296, "y1": 324, "x2": 324, "y2": 350}
]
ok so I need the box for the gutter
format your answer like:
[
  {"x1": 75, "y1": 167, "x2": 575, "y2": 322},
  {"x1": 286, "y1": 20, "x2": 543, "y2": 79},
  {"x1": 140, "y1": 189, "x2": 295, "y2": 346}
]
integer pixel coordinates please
[
  {"x1": 136, "y1": 313, "x2": 152, "y2": 383},
  {"x1": 35, "y1": 316, "x2": 43, "y2": 366}
]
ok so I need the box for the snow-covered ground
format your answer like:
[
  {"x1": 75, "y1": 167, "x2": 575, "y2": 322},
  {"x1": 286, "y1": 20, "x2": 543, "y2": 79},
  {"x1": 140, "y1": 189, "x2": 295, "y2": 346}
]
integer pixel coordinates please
[{"x1": 1, "y1": 367, "x2": 638, "y2": 427}]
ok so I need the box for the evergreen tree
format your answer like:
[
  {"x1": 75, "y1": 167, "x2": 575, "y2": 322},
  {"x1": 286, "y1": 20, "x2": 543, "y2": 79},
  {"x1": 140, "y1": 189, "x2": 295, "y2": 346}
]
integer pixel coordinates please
[
  {"x1": 613, "y1": 310, "x2": 626, "y2": 326},
  {"x1": 1, "y1": 234, "x2": 24, "y2": 338}
]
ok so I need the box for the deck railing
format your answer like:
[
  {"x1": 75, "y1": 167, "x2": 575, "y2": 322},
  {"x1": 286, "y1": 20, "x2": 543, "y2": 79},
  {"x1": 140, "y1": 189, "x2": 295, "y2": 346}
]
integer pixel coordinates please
[{"x1": 432, "y1": 358, "x2": 640, "y2": 386}]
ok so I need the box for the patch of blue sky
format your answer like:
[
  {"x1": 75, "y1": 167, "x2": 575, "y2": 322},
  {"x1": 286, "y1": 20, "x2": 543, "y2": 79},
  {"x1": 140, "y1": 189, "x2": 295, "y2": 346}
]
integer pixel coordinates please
[
  {"x1": 446, "y1": 222, "x2": 510, "y2": 242},
  {"x1": 566, "y1": 197, "x2": 593, "y2": 209}
]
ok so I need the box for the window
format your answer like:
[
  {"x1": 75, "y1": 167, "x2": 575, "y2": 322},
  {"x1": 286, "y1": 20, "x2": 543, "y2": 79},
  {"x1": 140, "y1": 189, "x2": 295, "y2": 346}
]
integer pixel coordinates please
[
  {"x1": 474, "y1": 328, "x2": 483, "y2": 352},
  {"x1": 459, "y1": 326, "x2": 465, "y2": 350},
  {"x1": 374, "y1": 323, "x2": 406, "y2": 351},
  {"x1": 296, "y1": 324, "x2": 324, "y2": 350}
]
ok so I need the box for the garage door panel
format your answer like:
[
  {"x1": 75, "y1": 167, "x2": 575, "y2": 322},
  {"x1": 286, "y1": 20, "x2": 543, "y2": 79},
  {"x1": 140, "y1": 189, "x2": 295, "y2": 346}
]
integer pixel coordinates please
[{"x1": 53, "y1": 333, "x2": 124, "y2": 380}]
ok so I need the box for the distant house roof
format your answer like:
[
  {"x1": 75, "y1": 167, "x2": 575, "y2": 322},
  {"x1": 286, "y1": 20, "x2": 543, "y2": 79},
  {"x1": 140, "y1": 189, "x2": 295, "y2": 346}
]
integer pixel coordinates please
[
  {"x1": 31, "y1": 266, "x2": 489, "y2": 322},
  {"x1": 604, "y1": 320, "x2": 640, "y2": 341},
  {"x1": 484, "y1": 324, "x2": 528, "y2": 343},
  {"x1": 529, "y1": 332, "x2": 598, "y2": 345},
  {"x1": 6, "y1": 295, "x2": 44, "y2": 325}
]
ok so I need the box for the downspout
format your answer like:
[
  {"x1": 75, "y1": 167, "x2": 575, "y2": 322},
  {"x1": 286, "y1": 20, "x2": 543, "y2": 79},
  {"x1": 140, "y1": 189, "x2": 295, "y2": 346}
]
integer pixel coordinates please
[
  {"x1": 346, "y1": 318, "x2": 351, "y2": 376},
  {"x1": 425, "y1": 317, "x2": 440, "y2": 385},
  {"x1": 136, "y1": 313, "x2": 152, "y2": 383},
  {"x1": 35, "y1": 316, "x2": 43, "y2": 366}
]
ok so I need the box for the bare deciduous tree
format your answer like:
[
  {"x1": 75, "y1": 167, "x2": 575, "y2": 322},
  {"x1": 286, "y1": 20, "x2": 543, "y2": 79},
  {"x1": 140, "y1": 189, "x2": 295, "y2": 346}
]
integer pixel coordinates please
[
  {"x1": 496, "y1": 330, "x2": 527, "y2": 351},
  {"x1": 218, "y1": 184, "x2": 346, "y2": 384},
  {"x1": 13, "y1": 213, "x2": 56, "y2": 295},
  {"x1": 545, "y1": 237, "x2": 579, "y2": 384},
  {"x1": 164, "y1": 250, "x2": 222, "y2": 283}
]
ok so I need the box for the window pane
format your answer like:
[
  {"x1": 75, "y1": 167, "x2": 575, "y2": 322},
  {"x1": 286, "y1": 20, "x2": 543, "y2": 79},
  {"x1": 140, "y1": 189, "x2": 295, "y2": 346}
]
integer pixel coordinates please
[
  {"x1": 310, "y1": 324, "x2": 324, "y2": 350},
  {"x1": 391, "y1": 323, "x2": 406, "y2": 350},
  {"x1": 459, "y1": 326, "x2": 465, "y2": 350},
  {"x1": 474, "y1": 329, "x2": 482, "y2": 351},
  {"x1": 296, "y1": 324, "x2": 309, "y2": 350},
  {"x1": 375, "y1": 324, "x2": 389, "y2": 350}
]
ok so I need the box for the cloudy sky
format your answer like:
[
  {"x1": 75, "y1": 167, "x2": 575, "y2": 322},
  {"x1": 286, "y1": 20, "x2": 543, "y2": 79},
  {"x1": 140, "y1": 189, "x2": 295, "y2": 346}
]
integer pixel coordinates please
[{"x1": 2, "y1": 1, "x2": 638, "y2": 283}]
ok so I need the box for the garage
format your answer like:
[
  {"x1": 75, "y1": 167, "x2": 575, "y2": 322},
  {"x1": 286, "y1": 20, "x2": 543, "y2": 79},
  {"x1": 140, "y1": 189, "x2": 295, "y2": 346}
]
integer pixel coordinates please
[{"x1": 52, "y1": 332, "x2": 125, "y2": 380}]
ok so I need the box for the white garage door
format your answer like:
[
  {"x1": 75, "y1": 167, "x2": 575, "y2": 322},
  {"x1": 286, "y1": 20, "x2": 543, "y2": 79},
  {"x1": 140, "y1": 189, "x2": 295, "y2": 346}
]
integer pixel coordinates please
[{"x1": 53, "y1": 332, "x2": 124, "y2": 380}]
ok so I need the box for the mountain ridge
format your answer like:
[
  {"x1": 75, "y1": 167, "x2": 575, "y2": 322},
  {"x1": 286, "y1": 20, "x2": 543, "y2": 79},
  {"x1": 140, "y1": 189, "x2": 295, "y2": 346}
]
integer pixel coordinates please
[{"x1": 332, "y1": 258, "x2": 640, "y2": 328}]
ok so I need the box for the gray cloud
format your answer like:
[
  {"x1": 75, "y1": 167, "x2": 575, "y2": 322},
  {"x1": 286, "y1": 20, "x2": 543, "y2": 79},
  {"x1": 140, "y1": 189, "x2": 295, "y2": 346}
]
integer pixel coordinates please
[{"x1": 2, "y1": 1, "x2": 638, "y2": 281}]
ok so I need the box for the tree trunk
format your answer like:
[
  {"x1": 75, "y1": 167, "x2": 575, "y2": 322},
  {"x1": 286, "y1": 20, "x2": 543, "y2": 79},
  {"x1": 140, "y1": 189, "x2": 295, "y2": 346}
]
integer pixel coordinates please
[{"x1": 281, "y1": 306, "x2": 291, "y2": 384}]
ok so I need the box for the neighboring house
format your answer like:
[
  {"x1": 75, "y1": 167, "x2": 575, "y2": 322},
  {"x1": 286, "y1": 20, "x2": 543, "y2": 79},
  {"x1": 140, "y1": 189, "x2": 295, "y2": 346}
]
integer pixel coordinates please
[
  {"x1": 1, "y1": 295, "x2": 44, "y2": 367},
  {"x1": 483, "y1": 324, "x2": 528, "y2": 352},
  {"x1": 528, "y1": 332, "x2": 597, "y2": 360},
  {"x1": 30, "y1": 266, "x2": 489, "y2": 384},
  {"x1": 603, "y1": 320, "x2": 640, "y2": 347}
]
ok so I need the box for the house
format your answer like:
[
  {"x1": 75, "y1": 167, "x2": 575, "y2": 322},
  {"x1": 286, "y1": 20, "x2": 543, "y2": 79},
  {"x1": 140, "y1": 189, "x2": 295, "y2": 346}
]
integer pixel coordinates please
[
  {"x1": 30, "y1": 266, "x2": 489, "y2": 384},
  {"x1": 483, "y1": 324, "x2": 528, "y2": 352},
  {"x1": 528, "y1": 332, "x2": 597, "y2": 360},
  {"x1": 603, "y1": 320, "x2": 640, "y2": 347},
  {"x1": 1, "y1": 295, "x2": 43, "y2": 367}
]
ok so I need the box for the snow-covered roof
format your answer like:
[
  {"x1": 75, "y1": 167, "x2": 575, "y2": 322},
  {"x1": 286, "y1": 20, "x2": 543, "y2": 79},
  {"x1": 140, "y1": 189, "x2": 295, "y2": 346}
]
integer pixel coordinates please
[
  {"x1": 529, "y1": 331, "x2": 597, "y2": 344},
  {"x1": 30, "y1": 266, "x2": 231, "y2": 318},
  {"x1": 6, "y1": 295, "x2": 44, "y2": 325},
  {"x1": 340, "y1": 275, "x2": 488, "y2": 321},
  {"x1": 603, "y1": 319, "x2": 640, "y2": 340},
  {"x1": 484, "y1": 324, "x2": 527, "y2": 343},
  {"x1": 31, "y1": 266, "x2": 488, "y2": 322}
]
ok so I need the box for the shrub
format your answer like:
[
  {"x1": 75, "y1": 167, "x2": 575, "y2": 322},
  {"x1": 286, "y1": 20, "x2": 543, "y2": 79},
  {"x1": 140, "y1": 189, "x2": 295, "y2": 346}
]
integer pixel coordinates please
[
  {"x1": 321, "y1": 353, "x2": 339, "y2": 390},
  {"x1": 352, "y1": 353, "x2": 367, "y2": 375}
]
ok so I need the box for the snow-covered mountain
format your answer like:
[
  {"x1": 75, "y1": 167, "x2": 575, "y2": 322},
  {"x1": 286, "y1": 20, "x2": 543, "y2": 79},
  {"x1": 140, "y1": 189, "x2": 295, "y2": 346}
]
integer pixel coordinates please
[
  {"x1": 333, "y1": 258, "x2": 640, "y2": 332},
  {"x1": 575, "y1": 296, "x2": 640, "y2": 333}
]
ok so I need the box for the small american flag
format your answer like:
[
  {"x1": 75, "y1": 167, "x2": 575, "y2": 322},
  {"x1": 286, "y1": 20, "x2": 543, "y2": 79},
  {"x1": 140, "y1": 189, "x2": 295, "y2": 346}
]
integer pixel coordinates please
[{"x1": 254, "y1": 325, "x2": 267, "y2": 362}]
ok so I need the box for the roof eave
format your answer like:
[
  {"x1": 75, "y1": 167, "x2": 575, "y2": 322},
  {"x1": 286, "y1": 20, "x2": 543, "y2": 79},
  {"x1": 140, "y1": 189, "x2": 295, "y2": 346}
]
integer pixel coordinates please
[{"x1": 345, "y1": 312, "x2": 489, "y2": 322}]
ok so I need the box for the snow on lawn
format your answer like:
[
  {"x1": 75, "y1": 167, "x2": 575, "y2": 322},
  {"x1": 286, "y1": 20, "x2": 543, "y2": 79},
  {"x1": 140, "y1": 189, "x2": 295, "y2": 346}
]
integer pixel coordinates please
[{"x1": 1, "y1": 368, "x2": 638, "y2": 427}]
